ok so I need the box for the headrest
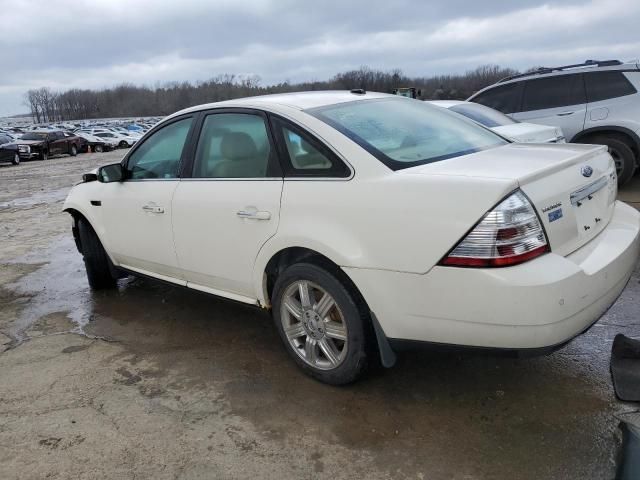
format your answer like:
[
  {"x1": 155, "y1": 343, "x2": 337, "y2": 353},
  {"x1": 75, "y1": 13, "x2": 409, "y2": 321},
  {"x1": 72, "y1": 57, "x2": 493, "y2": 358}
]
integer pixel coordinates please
[{"x1": 220, "y1": 132, "x2": 257, "y2": 160}]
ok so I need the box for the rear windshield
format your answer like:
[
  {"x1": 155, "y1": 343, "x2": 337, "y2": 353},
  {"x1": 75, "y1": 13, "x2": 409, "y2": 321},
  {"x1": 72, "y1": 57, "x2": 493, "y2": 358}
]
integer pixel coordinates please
[
  {"x1": 308, "y1": 98, "x2": 506, "y2": 171},
  {"x1": 449, "y1": 103, "x2": 517, "y2": 128}
]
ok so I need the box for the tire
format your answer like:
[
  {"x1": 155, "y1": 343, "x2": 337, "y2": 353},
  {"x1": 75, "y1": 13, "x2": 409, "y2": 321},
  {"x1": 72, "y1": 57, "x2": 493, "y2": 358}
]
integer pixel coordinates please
[
  {"x1": 77, "y1": 218, "x2": 117, "y2": 290},
  {"x1": 119, "y1": 140, "x2": 128, "y2": 148},
  {"x1": 272, "y1": 262, "x2": 370, "y2": 385},
  {"x1": 70, "y1": 144, "x2": 78, "y2": 156},
  {"x1": 590, "y1": 136, "x2": 636, "y2": 186},
  {"x1": 11, "y1": 153, "x2": 20, "y2": 165},
  {"x1": 94, "y1": 144, "x2": 103, "y2": 153},
  {"x1": 39, "y1": 150, "x2": 48, "y2": 161}
]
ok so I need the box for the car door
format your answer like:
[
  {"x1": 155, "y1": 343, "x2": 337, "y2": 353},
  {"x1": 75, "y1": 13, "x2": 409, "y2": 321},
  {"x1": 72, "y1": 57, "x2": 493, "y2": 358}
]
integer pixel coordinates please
[
  {"x1": 171, "y1": 109, "x2": 283, "y2": 301},
  {"x1": 512, "y1": 74, "x2": 587, "y2": 140},
  {"x1": 0, "y1": 135, "x2": 13, "y2": 162},
  {"x1": 50, "y1": 132, "x2": 65, "y2": 155},
  {"x1": 97, "y1": 115, "x2": 195, "y2": 282}
]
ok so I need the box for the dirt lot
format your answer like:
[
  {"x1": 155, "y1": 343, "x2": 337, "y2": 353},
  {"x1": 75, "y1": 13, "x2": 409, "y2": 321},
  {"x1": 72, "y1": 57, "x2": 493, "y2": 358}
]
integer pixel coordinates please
[{"x1": 0, "y1": 151, "x2": 639, "y2": 479}]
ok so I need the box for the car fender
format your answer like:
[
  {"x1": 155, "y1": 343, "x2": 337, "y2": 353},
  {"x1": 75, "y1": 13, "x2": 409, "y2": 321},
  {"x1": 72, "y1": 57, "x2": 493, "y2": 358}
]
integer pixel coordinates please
[
  {"x1": 572, "y1": 124, "x2": 640, "y2": 156},
  {"x1": 252, "y1": 231, "x2": 363, "y2": 306},
  {"x1": 62, "y1": 183, "x2": 116, "y2": 264}
]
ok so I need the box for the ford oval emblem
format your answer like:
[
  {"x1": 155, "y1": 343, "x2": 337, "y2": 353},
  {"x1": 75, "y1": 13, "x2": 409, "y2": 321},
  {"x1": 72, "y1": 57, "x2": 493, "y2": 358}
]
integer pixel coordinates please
[{"x1": 581, "y1": 166, "x2": 593, "y2": 178}]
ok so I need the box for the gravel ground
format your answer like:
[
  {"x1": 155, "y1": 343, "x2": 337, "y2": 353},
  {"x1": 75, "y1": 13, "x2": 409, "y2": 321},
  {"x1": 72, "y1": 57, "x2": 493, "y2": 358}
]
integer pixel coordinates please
[{"x1": 0, "y1": 151, "x2": 639, "y2": 479}]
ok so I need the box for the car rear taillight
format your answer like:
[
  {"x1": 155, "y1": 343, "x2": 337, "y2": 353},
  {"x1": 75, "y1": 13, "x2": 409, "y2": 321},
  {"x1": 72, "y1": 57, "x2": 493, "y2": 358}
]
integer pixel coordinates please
[{"x1": 440, "y1": 190, "x2": 549, "y2": 268}]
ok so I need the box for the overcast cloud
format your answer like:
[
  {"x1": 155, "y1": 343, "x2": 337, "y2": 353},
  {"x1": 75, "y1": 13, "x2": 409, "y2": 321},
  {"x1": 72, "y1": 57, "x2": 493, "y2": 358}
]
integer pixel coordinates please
[{"x1": 1, "y1": 0, "x2": 639, "y2": 116}]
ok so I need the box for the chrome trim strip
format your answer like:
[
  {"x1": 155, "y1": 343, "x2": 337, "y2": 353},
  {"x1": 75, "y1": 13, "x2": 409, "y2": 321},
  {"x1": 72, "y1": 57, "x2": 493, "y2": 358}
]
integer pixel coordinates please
[{"x1": 570, "y1": 176, "x2": 608, "y2": 206}]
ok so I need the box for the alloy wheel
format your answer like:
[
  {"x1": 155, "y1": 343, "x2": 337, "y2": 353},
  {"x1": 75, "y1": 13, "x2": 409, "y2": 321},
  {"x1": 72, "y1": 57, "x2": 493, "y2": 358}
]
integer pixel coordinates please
[{"x1": 280, "y1": 280, "x2": 348, "y2": 370}]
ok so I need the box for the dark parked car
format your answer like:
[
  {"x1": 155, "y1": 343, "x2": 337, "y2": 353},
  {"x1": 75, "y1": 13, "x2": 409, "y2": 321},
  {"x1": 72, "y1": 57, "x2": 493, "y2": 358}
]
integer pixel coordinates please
[
  {"x1": 0, "y1": 133, "x2": 20, "y2": 165},
  {"x1": 16, "y1": 131, "x2": 85, "y2": 160}
]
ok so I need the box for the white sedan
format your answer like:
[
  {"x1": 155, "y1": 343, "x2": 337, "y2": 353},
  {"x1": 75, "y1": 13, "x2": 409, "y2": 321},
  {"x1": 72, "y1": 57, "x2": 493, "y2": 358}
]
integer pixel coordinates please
[
  {"x1": 64, "y1": 91, "x2": 640, "y2": 384},
  {"x1": 428, "y1": 100, "x2": 566, "y2": 143}
]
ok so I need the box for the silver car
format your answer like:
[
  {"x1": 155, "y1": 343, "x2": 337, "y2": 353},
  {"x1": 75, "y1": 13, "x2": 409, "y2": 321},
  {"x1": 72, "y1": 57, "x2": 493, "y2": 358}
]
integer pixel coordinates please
[{"x1": 468, "y1": 59, "x2": 640, "y2": 185}]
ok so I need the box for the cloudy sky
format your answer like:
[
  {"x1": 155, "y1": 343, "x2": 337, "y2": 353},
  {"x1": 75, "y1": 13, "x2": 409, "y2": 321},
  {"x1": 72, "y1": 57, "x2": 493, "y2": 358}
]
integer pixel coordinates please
[{"x1": 1, "y1": 0, "x2": 639, "y2": 116}]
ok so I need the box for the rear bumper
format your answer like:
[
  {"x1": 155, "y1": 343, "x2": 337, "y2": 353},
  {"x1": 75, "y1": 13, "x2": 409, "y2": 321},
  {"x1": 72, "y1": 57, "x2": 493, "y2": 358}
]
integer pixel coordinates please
[{"x1": 345, "y1": 201, "x2": 640, "y2": 350}]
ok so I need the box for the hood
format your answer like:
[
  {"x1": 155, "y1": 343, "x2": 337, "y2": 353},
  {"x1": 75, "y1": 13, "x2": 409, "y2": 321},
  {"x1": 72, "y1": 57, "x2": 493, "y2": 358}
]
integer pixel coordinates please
[
  {"x1": 492, "y1": 123, "x2": 564, "y2": 144},
  {"x1": 17, "y1": 139, "x2": 46, "y2": 146}
]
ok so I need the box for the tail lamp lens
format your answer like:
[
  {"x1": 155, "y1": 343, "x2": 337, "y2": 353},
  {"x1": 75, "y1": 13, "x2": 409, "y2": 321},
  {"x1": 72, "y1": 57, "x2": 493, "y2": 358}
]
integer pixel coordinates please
[{"x1": 440, "y1": 190, "x2": 549, "y2": 267}]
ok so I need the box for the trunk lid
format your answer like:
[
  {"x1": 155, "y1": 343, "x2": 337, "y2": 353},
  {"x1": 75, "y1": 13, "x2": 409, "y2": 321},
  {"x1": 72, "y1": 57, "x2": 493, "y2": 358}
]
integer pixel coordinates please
[
  {"x1": 402, "y1": 143, "x2": 618, "y2": 255},
  {"x1": 492, "y1": 123, "x2": 564, "y2": 144}
]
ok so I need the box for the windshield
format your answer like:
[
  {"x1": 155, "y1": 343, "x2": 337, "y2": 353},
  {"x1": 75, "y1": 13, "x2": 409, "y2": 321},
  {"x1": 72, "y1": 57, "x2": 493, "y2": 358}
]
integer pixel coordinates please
[
  {"x1": 449, "y1": 103, "x2": 518, "y2": 128},
  {"x1": 308, "y1": 98, "x2": 506, "y2": 170},
  {"x1": 21, "y1": 132, "x2": 47, "y2": 140}
]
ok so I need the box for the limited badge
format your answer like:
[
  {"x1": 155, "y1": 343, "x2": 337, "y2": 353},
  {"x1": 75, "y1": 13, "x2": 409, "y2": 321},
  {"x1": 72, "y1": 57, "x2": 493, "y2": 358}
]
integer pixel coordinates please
[{"x1": 548, "y1": 208, "x2": 563, "y2": 223}]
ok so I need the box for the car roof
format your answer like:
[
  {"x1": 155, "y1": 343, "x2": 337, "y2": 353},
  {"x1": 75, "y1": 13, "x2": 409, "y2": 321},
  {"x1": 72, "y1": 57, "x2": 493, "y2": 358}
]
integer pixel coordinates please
[
  {"x1": 172, "y1": 90, "x2": 395, "y2": 117},
  {"x1": 470, "y1": 59, "x2": 640, "y2": 99}
]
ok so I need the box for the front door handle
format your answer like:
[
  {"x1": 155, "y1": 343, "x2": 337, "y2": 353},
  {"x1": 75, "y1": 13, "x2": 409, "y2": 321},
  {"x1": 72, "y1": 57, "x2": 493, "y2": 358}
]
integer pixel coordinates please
[
  {"x1": 142, "y1": 203, "x2": 164, "y2": 214},
  {"x1": 557, "y1": 111, "x2": 574, "y2": 116},
  {"x1": 237, "y1": 209, "x2": 271, "y2": 220}
]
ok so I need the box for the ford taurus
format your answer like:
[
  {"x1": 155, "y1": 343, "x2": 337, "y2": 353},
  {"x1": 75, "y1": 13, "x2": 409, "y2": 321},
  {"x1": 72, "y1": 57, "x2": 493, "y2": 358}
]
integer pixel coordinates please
[{"x1": 63, "y1": 91, "x2": 640, "y2": 384}]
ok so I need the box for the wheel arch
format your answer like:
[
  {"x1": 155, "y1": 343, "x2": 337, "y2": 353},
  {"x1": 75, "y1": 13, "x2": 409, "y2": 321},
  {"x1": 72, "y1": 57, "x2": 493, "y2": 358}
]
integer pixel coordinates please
[
  {"x1": 259, "y1": 246, "x2": 365, "y2": 308},
  {"x1": 572, "y1": 126, "x2": 640, "y2": 162},
  {"x1": 63, "y1": 205, "x2": 115, "y2": 264}
]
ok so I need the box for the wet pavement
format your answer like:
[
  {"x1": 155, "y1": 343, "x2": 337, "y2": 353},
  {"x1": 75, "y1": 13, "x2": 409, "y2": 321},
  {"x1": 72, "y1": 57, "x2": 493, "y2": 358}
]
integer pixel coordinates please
[{"x1": 0, "y1": 152, "x2": 639, "y2": 479}]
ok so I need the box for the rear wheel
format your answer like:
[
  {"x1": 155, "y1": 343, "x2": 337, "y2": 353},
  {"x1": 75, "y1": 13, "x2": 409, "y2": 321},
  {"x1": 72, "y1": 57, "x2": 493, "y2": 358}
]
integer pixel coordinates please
[
  {"x1": 70, "y1": 144, "x2": 78, "y2": 156},
  {"x1": 77, "y1": 218, "x2": 117, "y2": 290},
  {"x1": 94, "y1": 144, "x2": 103, "y2": 153},
  {"x1": 119, "y1": 140, "x2": 128, "y2": 148},
  {"x1": 590, "y1": 136, "x2": 636, "y2": 186},
  {"x1": 11, "y1": 153, "x2": 20, "y2": 165},
  {"x1": 272, "y1": 263, "x2": 370, "y2": 385}
]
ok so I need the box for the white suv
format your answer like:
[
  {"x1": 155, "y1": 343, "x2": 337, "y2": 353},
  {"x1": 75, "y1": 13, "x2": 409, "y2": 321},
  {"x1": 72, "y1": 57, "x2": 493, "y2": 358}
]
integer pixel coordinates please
[{"x1": 468, "y1": 60, "x2": 640, "y2": 185}]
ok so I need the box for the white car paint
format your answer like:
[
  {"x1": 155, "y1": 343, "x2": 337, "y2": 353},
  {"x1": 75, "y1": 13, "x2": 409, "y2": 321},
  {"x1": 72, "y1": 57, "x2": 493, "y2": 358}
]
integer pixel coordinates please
[
  {"x1": 428, "y1": 100, "x2": 565, "y2": 143},
  {"x1": 64, "y1": 91, "x2": 640, "y2": 353}
]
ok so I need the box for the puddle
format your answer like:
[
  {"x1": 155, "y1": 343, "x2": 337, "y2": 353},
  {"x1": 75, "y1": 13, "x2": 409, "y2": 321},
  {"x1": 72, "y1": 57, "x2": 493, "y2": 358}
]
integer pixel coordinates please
[
  {"x1": 0, "y1": 187, "x2": 70, "y2": 210},
  {"x1": 5, "y1": 235, "x2": 96, "y2": 342}
]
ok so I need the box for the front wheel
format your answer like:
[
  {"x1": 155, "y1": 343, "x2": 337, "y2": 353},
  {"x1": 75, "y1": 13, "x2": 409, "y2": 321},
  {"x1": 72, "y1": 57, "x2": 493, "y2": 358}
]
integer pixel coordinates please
[
  {"x1": 272, "y1": 263, "x2": 370, "y2": 385},
  {"x1": 39, "y1": 150, "x2": 48, "y2": 161},
  {"x1": 11, "y1": 153, "x2": 20, "y2": 165},
  {"x1": 70, "y1": 144, "x2": 78, "y2": 156},
  {"x1": 119, "y1": 140, "x2": 128, "y2": 148},
  {"x1": 94, "y1": 144, "x2": 103, "y2": 153},
  {"x1": 77, "y1": 218, "x2": 117, "y2": 290}
]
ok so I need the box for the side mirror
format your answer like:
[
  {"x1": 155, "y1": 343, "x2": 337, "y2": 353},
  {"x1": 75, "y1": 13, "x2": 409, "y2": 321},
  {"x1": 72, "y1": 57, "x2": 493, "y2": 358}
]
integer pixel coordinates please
[{"x1": 98, "y1": 163, "x2": 125, "y2": 183}]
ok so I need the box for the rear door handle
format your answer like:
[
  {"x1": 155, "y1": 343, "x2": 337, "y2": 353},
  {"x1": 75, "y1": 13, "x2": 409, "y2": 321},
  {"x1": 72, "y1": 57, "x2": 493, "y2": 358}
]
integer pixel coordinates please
[
  {"x1": 237, "y1": 210, "x2": 271, "y2": 220},
  {"x1": 557, "y1": 111, "x2": 574, "y2": 116},
  {"x1": 142, "y1": 203, "x2": 164, "y2": 214}
]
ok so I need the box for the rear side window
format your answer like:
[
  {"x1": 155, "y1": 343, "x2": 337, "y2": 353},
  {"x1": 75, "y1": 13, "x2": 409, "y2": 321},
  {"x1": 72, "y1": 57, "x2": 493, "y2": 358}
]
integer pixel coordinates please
[
  {"x1": 471, "y1": 82, "x2": 523, "y2": 114},
  {"x1": 192, "y1": 113, "x2": 277, "y2": 178},
  {"x1": 521, "y1": 74, "x2": 586, "y2": 111},
  {"x1": 585, "y1": 71, "x2": 637, "y2": 103},
  {"x1": 271, "y1": 117, "x2": 350, "y2": 177}
]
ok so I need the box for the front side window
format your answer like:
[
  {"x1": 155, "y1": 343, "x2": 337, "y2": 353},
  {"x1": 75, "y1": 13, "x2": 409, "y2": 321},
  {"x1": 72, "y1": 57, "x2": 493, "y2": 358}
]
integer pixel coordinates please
[
  {"x1": 521, "y1": 74, "x2": 586, "y2": 111},
  {"x1": 192, "y1": 113, "x2": 275, "y2": 178},
  {"x1": 126, "y1": 117, "x2": 192, "y2": 180},
  {"x1": 449, "y1": 103, "x2": 518, "y2": 128},
  {"x1": 309, "y1": 98, "x2": 506, "y2": 171},
  {"x1": 585, "y1": 71, "x2": 637, "y2": 103},
  {"x1": 471, "y1": 82, "x2": 523, "y2": 114}
]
